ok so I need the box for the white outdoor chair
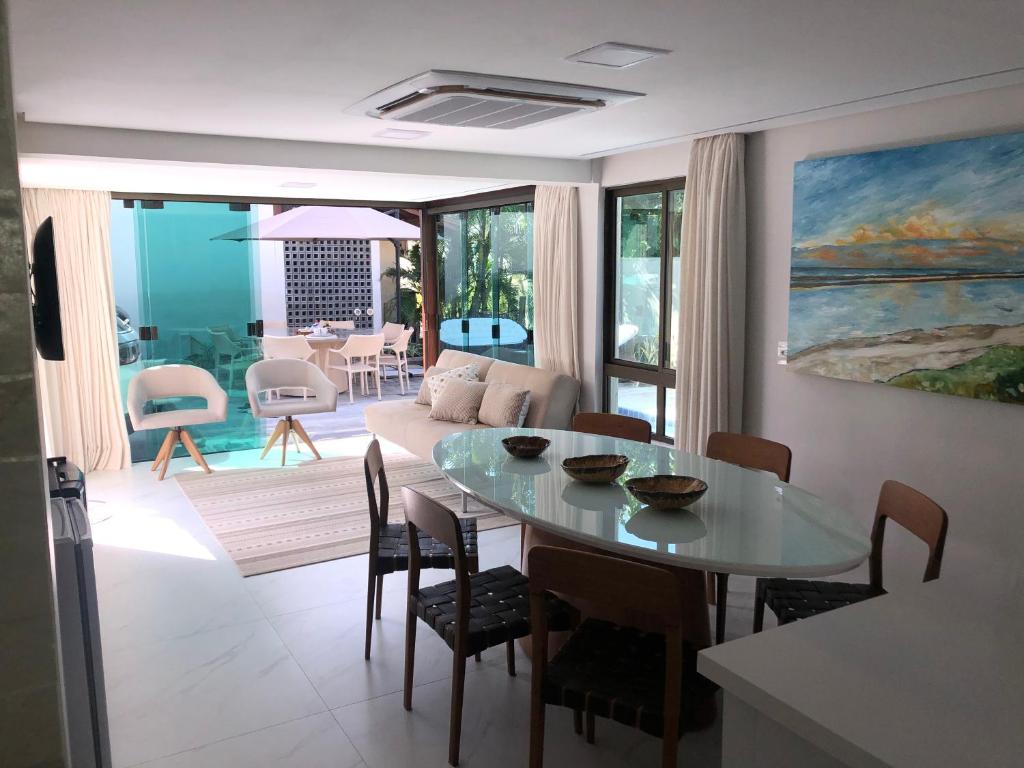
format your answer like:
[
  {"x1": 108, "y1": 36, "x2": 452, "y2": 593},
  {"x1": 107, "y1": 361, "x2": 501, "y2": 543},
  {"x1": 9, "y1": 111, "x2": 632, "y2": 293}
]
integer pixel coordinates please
[
  {"x1": 327, "y1": 334, "x2": 385, "y2": 403},
  {"x1": 379, "y1": 327, "x2": 415, "y2": 394},
  {"x1": 209, "y1": 329, "x2": 254, "y2": 391},
  {"x1": 382, "y1": 321, "x2": 405, "y2": 343},
  {"x1": 127, "y1": 365, "x2": 228, "y2": 480},
  {"x1": 246, "y1": 359, "x2": 339, "y2": 465}
]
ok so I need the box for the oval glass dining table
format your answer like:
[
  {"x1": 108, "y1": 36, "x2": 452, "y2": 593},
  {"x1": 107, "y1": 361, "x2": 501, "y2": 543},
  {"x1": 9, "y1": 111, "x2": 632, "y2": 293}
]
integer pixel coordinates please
[{"x1": 432, "y1": 427, "x2": 870, "y2": 647}]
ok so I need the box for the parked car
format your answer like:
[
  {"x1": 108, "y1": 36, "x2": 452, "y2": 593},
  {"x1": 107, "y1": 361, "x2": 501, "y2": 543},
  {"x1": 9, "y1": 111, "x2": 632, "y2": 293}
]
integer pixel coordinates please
[{"x1": 116, "y1": 306, "x2": 140, "y2": 365}]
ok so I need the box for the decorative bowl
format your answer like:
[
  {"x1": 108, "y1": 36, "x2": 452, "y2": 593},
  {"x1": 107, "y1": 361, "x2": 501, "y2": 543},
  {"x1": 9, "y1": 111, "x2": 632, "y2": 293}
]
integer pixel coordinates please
[
  {"x1": 625, "y1": 475, "x2": 708, "y2": 510},
  {"x1": 561, "y1": 454, "x2": 630, "y2": 484},
  {"x1": 501, "y1": 435, "x2": 550, "y2": 459}
]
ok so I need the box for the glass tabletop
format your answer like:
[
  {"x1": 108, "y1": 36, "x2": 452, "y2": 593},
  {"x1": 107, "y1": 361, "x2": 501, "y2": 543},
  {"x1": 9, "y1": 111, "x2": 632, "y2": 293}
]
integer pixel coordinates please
[{"x1": 432, "y1": 428, "x2": 870, "y2": 577}]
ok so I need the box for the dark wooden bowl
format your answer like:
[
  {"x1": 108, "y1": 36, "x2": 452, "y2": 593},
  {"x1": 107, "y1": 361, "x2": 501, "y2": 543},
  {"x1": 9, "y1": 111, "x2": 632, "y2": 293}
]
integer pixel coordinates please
[
  {"x1": 501, "y1": 435, "x2": 550, "y2": 459},
  {"x1": 561, "y1": 454, "x2": 630, "y2": 484},
  {"x1": 625, "y1": 475, "x2": 708, "y2": 510}
]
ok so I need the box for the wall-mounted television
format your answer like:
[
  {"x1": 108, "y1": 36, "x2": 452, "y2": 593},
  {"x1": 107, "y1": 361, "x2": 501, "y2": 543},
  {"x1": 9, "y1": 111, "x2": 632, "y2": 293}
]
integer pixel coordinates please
[{"x1": 30, "y1": 216, "x2": 65, "y2": 361}]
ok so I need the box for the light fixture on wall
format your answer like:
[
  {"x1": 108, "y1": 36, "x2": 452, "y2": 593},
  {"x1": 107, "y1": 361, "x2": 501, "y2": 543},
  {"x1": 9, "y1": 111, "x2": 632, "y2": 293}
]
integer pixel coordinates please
[
  {"x1": 365, "y1": 307, "x2": 375, "y2": 317},
  {"x1": 353, "y1": 308, "x2": 363, "y2": 317}
]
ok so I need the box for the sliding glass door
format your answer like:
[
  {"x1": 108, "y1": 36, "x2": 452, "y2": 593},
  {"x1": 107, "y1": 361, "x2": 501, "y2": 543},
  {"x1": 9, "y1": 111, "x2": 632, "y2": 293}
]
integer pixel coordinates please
[
  {"x1": 433, "y1": 198, "x2": 535, "y2": 366},
  {"x1": 111, "y1": 200, "x2": 264, "y2": 463},
  {"x1": 603, "y1": 180, "x2": 684, "y2": 442}
]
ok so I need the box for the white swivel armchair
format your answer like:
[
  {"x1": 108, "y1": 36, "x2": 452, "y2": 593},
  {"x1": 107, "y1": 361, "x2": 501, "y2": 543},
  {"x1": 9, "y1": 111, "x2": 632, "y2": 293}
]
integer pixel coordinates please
[
  {"x1": 127, "y1": 365, "x2": 228, "y2": 480},
  {"x1": 246, "y1": 358, "x2": 339, "y2": 465}
]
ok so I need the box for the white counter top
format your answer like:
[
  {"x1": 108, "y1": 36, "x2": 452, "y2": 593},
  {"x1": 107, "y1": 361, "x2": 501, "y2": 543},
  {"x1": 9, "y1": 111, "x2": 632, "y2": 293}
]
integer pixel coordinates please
[{"x1": 698, "y1": 579, "x2": 1024, "y2": 767}]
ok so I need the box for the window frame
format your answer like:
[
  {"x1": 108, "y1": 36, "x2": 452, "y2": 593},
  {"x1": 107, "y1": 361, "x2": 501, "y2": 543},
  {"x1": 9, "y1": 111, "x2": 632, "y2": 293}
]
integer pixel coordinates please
[{"x1": 601, "y1": 177, "x2": 685, "y2": 443}]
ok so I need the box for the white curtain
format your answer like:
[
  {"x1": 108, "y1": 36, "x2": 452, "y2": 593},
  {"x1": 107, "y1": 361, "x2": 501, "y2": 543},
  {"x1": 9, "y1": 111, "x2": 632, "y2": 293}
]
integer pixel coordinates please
[
  {"x1": 532, "y1": 184, "x2": 581, "y2": 380},
  {"x1": 22, "y1": 188, "x2": 131, "y2": 471},
  {"x1": 674, "y1": 134, "x2": 746, "y2": 453}
]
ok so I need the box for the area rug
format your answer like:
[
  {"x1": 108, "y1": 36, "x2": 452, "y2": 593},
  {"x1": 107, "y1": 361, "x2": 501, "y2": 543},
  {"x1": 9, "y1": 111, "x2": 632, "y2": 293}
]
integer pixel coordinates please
[{"x1": 176, "y1": 453, "x2": 515, "y2": 576}]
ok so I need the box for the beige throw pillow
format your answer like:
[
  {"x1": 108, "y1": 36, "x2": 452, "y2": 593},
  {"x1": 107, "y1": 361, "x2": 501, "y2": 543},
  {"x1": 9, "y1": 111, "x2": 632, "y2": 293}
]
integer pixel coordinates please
[
  {"x1": 425, "y1": 363, "x2": 480, "y2": 402},
  {"x1": 478, "y1": 383, "x2": 531, "y2": 428},
  {"x1": 429, "y1": 379, "x2": 489, "y2": 424},
  {"x1": 415, "y1": 366, "x2": 447, "y2": 405}
]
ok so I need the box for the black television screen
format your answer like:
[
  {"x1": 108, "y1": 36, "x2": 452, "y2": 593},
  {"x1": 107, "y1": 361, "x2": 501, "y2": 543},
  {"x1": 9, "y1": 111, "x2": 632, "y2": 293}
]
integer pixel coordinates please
[{"x1": 31, "y1": 217, "x2": 65, "y2": 361}]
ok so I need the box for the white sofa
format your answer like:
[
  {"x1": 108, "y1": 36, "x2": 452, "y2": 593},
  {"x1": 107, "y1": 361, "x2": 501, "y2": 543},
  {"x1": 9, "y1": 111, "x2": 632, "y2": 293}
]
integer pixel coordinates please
[{"x1": 364, "y1": 350, "x2": 580, "y2": 460}]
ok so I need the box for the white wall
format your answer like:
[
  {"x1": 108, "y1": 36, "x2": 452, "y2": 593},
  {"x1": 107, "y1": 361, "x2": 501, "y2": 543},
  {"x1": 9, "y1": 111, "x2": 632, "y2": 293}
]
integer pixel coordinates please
[
  {"x1": 576, "y1": 182, "x2": 602, "y2": 411},
  {"x1": 254, "y1": 205, "x2": 288, "y2": 334},
  {"x1": 746, "y1": 83, "x2": 1024, "y2": 592}
]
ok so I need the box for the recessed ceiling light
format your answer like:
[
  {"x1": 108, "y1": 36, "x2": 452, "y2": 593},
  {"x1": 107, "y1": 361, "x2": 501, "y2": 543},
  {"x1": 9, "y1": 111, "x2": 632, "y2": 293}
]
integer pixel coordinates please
[
  {"x1": 566, "y1": 42, "x2": 670, "y2": 68},
  {"x1": 374, "y1": 128, "x2": 431, "y2": 140},
  {"x1": 280, "y1": 181, "x2": 317, "y2": 189}
]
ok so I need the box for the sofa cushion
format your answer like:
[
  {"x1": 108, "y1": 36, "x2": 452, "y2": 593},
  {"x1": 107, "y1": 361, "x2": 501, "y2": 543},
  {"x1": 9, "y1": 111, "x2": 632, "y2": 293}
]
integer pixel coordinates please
[
  {"x1": 436, "y1": 350, "x2": 496, "y2": 379},
  {"x1": 364, "y1": 399, "x2": 490, "y2": 461},
  {"x1": 484, "y1": 361, "x2": 579, "y2": 429},
  {"x1": 478, "y1": 382, "x2": 531, "y2": 428},
  {"x1": 429, "y1": 379, "x2": 489, "y2": 424},
  {"x1": 415, "y1": 366, "x2": 446, "y2": 405}
]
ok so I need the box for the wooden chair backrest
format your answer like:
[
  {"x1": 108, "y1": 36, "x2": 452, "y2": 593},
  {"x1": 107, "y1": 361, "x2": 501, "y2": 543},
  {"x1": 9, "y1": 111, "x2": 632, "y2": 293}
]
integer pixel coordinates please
[
  {"x1": 706, "y1": 431, "x2": 792, "y2": 482},
  {"x1": 870, "y1": 480, "x2": 949, "y2": 591},
  {"x1": 572, "y1": 412, "x2": 652, "y2": 444},
  {"x1": 401, "y1": 487, "x2": 470, "y2": 608},
  {"x1": 364, "y1": 438, "x2": 388, "y2": 531}
]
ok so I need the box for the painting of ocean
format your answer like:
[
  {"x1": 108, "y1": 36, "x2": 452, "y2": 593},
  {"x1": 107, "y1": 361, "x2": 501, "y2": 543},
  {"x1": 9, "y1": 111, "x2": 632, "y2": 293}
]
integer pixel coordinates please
[{"x1": 787, "y1": 130, "x2": 1024, "y2": 404}]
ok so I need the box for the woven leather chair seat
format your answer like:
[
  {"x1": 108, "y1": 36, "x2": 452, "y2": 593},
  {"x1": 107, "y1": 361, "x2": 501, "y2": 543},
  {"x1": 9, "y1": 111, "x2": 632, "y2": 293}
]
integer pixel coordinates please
[
  {"x1": 414, "y1": 565, "x2": 575, "y2": 656},
  {"x1": 759, "y1": 578, "x2": 883, "y2": 625},
  {"x1": 542, "y1": 619, "x2": 718, "y2": 737},
  {"x1": 376, "y1": 520, "x2": 478, "y2": 576}
]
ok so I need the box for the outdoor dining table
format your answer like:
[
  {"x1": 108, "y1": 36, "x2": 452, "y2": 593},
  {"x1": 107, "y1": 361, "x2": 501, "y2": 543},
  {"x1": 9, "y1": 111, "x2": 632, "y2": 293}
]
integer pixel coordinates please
[{"x1": 432, "y1": 427, "x2": 871, "y2": 650}]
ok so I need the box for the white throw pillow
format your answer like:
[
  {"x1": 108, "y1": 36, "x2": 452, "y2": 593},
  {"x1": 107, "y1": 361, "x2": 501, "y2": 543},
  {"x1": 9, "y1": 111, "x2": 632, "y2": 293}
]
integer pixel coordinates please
[
  {"x1": 415, "y1": 366, "x2": 447, "y2": 406},
  {"x1": 425, "y1": 363, "x2": 480, "y2": 403}
]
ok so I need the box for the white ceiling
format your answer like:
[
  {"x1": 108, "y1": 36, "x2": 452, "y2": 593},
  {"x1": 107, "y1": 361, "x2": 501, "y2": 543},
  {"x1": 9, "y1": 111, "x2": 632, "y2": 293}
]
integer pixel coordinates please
[
  {"x1": 9, "y1": 0, "x2": 1024, "y2": 160},
  {"x1": 17, "y1": 155, "x2": 515, "y2": 202}
]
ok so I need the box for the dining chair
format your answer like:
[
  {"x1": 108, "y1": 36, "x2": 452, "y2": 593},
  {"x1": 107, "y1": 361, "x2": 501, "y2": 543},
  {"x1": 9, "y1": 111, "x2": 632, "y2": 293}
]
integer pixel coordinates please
[
  {"x1": 245, "y1": 359, "x2": 338, "y2": 465},
  {"x1": 401, "y1": 487, "x2": 575, "y2": 767},
  {"x1": 527, "y1": 545, "x2": 716, "y2": 768},
  {"x1": 382, "y1": 321, "x2": 405, "y2": 343},
  {"x1": 209, "y1": 329, "x2": 254, "y2": 392},
  {"x1": 327, "y1": 333, "x2": 385, "y2": 403},
  {"x1": 754, "y1": 479, "x2": 948, "y2": 632},
  {"x1": 571, "y1": 412, "x2": 652, "y2": 443},
  {"x1": 379, "y1": 327, "x2": 414, "y2": 394},
  {"x1": 705, "y1": 431, "x2": 792, "y2": 644},
  {"x1": 127, "y1": 365, "x2": 228, "y2": 480},
  {"x1": 362, "y1": 440, "x2": 480, "y2": 660}
]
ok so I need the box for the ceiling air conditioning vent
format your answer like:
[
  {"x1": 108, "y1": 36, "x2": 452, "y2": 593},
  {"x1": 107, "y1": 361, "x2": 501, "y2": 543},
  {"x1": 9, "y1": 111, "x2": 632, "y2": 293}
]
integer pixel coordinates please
[{"x1": 348, "y1": 71, "x2": 643, "y2": 130}]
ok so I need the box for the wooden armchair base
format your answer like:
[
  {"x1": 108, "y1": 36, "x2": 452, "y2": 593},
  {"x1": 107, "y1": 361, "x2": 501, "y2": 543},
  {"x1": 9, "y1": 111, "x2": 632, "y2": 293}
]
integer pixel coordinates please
[
  {"x1": 260, "y1": 416, "x2": 320, "y2": 466},
  {"x1": 151, "y1": 427, "x2": 211, "y2": 481}
]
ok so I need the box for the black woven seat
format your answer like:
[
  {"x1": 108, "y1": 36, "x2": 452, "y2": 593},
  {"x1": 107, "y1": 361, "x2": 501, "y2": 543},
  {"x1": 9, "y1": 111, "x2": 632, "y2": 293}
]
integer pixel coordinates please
[
  {"x1": 414, "y1": 564, "x2": 575, "y2": 657},
  {"x1": 376, "y1": 519, "x2": 478, "y2": 576},
  {"x1": 542, "y1": 619, "x2": 718, "y2": 738},
  {"x1": 757, "y1": 578, "x2": 883, "y2": 626}
]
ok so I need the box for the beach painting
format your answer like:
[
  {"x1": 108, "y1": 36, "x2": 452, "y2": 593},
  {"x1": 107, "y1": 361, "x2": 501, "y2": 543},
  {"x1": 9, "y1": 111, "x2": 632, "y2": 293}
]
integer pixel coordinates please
[{"x1": 787, "y1": 130, "x2": 1024, "y2": 405}]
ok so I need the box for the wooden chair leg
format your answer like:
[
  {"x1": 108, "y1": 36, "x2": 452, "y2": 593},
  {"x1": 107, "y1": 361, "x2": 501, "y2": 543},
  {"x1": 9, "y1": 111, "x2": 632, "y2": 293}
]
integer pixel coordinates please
[
  {"x1": 449, "y1": 651, "x2": 467, "y2": 766},
  {"x1": 364, "y1": 561, "x2": 376, "y2": 660},
  {"x1": 753, "y1": 578, "x2": 767, "y2": 633},
  {"x1": 715, "y1": 572, "x2": 729, "y2": 644},
  {"x1": 585, "y1": 712, "x2": 595, "y2": 745},
  {"x1": 260, "y1": 419, "x2": 285, "y2": 460},
  {"x1": 706, "y1": 571, "x2": 717, "y2": 605},
  {"x1": 403, "y1": 604, "x2": 417, "y2": 711},
  {"x1": 506, "y1": 638, "x2": 516, "y2": 677},
  {"x1": 157, "y1": 429, "x2": 179, "y2": 481},
  {"x1": 280, "y1": 418, "x2": 291, "y2": 466},
  {"x1": 291, "y1": 419, "x2": 321, "y2": 460},
  {"x1": 179, "y1": 428, "x2": 211, "y2": 474},
  {"x1": 151, "y1": 430, "x2": 174, "y2": 471},
  {"x1": 573, "y1": 709, "x2": 582, "y2": 735},
  {"x1": 530, "y1": 694, "x2": 547, "y2": 768},
  {"x1": 374, "y1": 573, "x2": 384, "y2": 620}
]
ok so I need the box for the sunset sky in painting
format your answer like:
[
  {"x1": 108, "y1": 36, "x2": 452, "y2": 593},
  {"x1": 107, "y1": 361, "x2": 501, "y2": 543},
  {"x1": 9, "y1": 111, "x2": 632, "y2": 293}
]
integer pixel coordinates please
[{"x1": 792, "y1": 131, "x2": 1024, "y2": 264}]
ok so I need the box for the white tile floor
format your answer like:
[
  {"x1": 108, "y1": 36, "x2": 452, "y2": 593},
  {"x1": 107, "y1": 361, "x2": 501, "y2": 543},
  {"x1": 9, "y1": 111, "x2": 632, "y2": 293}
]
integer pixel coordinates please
[{"x1": 86, "y1": 434, "x2": 756, "y2": 767}]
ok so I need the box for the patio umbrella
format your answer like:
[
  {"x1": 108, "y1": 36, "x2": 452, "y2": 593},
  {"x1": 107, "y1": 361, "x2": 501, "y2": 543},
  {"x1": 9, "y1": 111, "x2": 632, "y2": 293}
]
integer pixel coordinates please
[{"x1": 213, "y1": 205, "x2": 420, "y2": 241}]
